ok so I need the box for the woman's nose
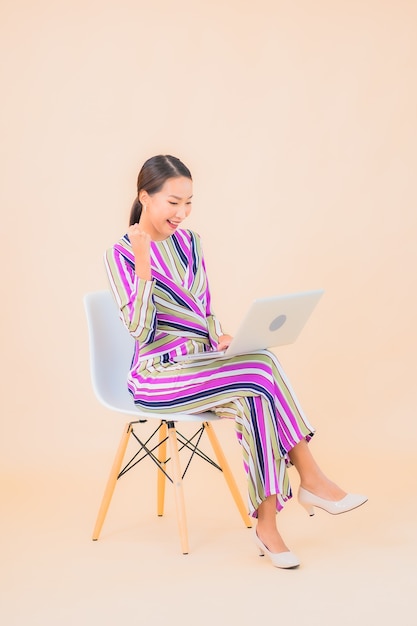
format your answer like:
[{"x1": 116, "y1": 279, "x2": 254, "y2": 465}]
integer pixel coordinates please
[{"x1": 175, "y1": 205, "x2": 187, "y2": 218}]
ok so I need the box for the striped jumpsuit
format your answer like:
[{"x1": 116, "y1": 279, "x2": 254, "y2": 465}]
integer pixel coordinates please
[{"x1": 105, "y1": 229, "x2": 315, "y2": 517}]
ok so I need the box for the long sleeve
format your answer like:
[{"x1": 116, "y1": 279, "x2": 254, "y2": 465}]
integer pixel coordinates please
[
  {"x1": 200, "y1": 244, "x2": 224, "y2": 348},
  {"x1": 206, "y1": 314, "x2": 223, "y2": 348},
  {"x1": 104, "y1": 244, "x2": 157, "y2": 346}
]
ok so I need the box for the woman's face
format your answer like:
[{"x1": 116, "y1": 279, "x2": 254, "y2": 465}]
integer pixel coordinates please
[{"x1": 139, "y1": 176, "x2": 193, "y2": 240}]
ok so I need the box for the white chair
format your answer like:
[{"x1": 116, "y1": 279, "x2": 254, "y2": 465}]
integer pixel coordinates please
[{"x1": 83, "y1": 290, "x2": 251, "y2": 554}]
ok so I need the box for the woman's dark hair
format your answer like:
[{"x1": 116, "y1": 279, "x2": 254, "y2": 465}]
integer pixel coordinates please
[{"x1": 129, "y1": 155, "x2": 192, "y2": 225}]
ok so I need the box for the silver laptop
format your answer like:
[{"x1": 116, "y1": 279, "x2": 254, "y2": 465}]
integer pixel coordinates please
[{"x1": 173, "y1": 289, "x2": 324, "y2": 363}]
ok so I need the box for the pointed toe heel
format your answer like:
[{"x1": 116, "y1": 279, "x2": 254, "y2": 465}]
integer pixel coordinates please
[
  {"x1": 254, "y1": 531, "x2": 300, "y2": 569},
  {"x1": 298, "y1": 487, "x2": 368, "y2": 516}
]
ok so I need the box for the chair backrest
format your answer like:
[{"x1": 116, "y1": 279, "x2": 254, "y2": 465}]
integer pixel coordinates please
[
  {"x1": 84, "y1": 290, "x2": 137, "y2": 414},
  {"x1": 84, "y1": 290, "x2": 217, "y2": 422}
]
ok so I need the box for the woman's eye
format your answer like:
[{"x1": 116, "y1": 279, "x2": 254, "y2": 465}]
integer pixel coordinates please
[{"x1": 169, "y1": 201, "x2": 178, "y2": 205}]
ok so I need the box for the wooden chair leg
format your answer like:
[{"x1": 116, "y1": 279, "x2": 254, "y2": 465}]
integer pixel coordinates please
[
  {"x1": 166, "y1": 421, "x2": 189, "y2": 554},
  {"x1": 204, "y1": 421, "x2": 252, "y2": 528},
  {"x1": 157, "y1": 420, "x2": 168, "y2": 517},
  {"x1": 92, "y1": 422, "x2": 132, "y2": 541}
]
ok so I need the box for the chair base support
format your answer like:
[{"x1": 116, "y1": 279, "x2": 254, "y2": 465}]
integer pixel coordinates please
[{"x1": 92, "y1": 419, "x2": 252, "y2": 553}]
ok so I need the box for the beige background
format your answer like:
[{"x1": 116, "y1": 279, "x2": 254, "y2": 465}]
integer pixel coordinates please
[{"x1": 1, "y1": 1, "x2": 416, "y2": 624}]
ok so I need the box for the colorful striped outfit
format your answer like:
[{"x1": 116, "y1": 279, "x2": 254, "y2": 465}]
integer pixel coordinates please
[{"x1": 105, "y1": 229, "x2": 315, "y2": 517}]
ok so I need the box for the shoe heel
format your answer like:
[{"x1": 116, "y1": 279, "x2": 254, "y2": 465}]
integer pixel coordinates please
[
  {"x1": 302, "y1": 503, "x2": 315, "y2": 517},
  {"x1": 258, "y1": 546, "x2": 265, "y2": 557}
]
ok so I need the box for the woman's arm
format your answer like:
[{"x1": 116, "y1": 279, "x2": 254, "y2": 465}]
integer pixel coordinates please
[
  {"x1": 197, "y1": 234, "x2": 233, "y2": 350},
  {"x1": 104, "y1": 242, "x2": 157, "y2": 345}
]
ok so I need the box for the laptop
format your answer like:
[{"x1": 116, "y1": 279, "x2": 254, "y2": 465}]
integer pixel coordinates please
[{"x1": 173, "y1": 289, "x2": 324, "y2": 363}]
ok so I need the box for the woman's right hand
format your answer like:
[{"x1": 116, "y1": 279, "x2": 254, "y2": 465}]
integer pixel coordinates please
[{"x1": 128, "y1": 223, "x2": 152, "y2": 280}]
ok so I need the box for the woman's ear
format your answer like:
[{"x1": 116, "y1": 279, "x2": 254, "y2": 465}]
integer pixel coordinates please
[{"x1": 139, "y1": 190, "x2": 149, "y2": 206}]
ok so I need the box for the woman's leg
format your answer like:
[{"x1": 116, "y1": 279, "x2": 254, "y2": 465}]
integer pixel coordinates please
[
  {"x1": 288, "y1": 439, "x2": 346, "y2": 501},
  {"x1": 256, "y1": 495, "x2": 290, "y2": 553},
  {"x1": 255, "y1": 440, "x2": 347, "y2": 554}
]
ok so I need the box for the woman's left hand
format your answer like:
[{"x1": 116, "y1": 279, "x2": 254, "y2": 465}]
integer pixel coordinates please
[{"x1": 217, "y1": 334, "x2": 233, "y2": 351}]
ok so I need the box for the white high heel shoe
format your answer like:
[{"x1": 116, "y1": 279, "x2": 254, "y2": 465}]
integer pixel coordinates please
[
  {"x1": 254, "y1": 531, "x2": 300, "y2": 569},
  {"x1": 298, "y1": 486, "x2": 368, "y2": 516}
]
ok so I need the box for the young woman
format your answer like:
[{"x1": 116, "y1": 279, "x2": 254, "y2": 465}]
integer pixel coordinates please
[{"x1": 105, "y1": 154, "x2": 367, "y2": 568}]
